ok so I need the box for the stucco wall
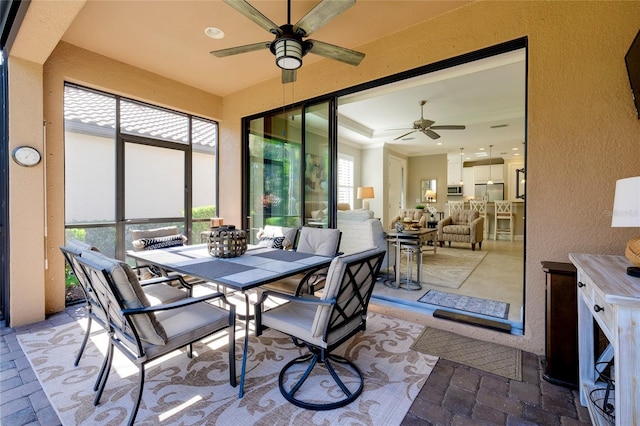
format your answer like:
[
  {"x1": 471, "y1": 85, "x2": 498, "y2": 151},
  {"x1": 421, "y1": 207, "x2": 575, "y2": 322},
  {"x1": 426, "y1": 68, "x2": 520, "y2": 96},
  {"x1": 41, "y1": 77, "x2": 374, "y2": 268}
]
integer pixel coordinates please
[
  {"x1": 8, "y1": 57, "x2": 46, "y2": 325},
  {"x1": 219, "y1": 2, "x2": 640, "y2": 354},
  {"x1": 37, "y1": 42, "x2": 224, "y2": 316}
]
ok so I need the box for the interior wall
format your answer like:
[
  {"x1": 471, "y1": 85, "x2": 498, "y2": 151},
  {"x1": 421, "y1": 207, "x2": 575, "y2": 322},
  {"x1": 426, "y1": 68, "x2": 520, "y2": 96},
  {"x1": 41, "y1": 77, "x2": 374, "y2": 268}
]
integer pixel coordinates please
[
  {"x1": 408, "y1": 154, "x2": 447, "y2": 214},
  {"x1": 220, "y1": 2, "x2": 640, "y2": 354},
  {"x1": 361, "y1": 147, "x2": 384, "y2": 218}
]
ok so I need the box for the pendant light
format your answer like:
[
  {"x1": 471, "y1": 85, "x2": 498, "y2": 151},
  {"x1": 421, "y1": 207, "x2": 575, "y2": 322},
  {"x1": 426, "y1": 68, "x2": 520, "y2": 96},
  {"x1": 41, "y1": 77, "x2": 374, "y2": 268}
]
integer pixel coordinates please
[
  {"x1": 459, "y1": 148, "x2": 464, "y2": 185},
  {"x1": 487, "y1": 145, "x2": 494, "y2": 185}
]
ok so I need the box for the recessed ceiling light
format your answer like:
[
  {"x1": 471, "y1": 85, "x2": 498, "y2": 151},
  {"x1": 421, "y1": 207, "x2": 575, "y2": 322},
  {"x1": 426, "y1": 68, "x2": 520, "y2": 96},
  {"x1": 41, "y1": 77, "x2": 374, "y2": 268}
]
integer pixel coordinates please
[
  {"x1": 479, "y1": 147, "x2": 486, "y2": 151},
  {"x1": 205, "y1": 27, "x2": 225, "y2": 39},
  {"x1": 436, "y1": 142, "x2": 443, "y2": 146},
  {"x1": 512, "y1": 147, "x2": 519, "y2": 150}
]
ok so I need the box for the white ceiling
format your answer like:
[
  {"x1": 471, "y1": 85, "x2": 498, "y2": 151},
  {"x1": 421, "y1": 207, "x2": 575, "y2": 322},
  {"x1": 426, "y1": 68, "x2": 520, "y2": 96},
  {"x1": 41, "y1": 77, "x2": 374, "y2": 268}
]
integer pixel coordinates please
[{"x1": 57, "y1": 0, "x2": 524, "y2": 160}]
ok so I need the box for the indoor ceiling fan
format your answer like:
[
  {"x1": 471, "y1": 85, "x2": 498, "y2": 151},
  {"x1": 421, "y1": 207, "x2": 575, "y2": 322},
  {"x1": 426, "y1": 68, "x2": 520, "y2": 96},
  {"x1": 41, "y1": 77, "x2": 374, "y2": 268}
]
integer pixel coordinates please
[
  {"x1": 210, "y1": 0, "x2": 365, "y2": 84},
  {"x1": 391, "y1": 100, "x2": 466, "y2": 140}
]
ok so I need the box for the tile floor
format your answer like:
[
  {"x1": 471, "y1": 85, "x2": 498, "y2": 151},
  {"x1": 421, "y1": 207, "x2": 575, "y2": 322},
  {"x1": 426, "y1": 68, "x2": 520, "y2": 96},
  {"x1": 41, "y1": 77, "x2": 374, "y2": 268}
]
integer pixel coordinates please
[{"x1": 1, "y1": 303, "x2": 591, "y2": 426}]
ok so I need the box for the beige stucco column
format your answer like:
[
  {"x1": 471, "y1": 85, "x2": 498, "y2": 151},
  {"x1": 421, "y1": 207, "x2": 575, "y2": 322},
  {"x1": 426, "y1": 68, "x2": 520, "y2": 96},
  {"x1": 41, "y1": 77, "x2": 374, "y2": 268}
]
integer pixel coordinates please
[{"x1": 7, "y1": 57, "x2": 46, "y2": 326}]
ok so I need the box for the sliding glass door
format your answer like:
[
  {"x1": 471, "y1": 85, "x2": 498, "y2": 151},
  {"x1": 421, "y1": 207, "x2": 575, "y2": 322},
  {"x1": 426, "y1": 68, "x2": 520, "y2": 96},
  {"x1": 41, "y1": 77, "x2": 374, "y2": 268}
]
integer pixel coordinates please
[{"x1": 244, "y1": 100, "x2": 333, "y2": 240}]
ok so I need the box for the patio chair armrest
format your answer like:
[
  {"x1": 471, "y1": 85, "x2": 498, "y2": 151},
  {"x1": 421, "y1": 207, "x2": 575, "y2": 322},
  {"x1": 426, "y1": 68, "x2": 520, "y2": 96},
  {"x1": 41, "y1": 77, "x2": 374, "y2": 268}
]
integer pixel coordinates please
[
  {"x1": 121, "y1": 291, "x2": 234, "y2": 316},
  {"x1": 256, "y1": 288, "x2": 335, "y2": 306}
]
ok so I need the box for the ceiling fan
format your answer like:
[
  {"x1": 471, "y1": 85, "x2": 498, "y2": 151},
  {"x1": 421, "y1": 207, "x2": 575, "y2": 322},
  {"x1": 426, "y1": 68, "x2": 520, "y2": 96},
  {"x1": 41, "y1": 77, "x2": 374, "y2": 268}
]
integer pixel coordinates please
[
  {"x1": 210, "y1": 0, "x2": 365, "y2": 84},
  {"x1": 392, "y1": 100, "x2": 466, "y2": 140}
]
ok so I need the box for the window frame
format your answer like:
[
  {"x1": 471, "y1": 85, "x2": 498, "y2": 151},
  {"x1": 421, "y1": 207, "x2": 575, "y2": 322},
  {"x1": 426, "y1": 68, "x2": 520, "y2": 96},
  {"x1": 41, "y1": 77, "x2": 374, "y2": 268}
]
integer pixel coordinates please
[{"x1": 63, "y1": 83, "x2": 219, "y2": 260}]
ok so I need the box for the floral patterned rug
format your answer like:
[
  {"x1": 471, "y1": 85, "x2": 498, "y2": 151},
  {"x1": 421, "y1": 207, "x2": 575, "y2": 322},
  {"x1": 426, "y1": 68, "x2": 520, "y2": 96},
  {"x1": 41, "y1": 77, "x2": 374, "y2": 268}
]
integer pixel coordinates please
[{"x1": 17, "y1": 313, "x2": 437, "y2": 425}]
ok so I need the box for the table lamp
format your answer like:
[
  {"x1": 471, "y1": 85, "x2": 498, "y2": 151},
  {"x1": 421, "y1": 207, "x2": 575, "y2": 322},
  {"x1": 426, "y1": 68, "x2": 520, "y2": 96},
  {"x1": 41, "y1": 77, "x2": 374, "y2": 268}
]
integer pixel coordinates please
[
  {"x1": 357, "y1": 186, "x2": 375, "y2": 210},
  {"x1": 611, "y1": 176, "x2": 640, "y2": 277}
]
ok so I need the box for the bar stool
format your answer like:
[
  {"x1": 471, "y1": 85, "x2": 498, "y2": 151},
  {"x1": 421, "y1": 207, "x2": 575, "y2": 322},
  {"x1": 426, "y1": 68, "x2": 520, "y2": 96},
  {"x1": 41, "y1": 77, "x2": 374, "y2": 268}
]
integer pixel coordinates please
[
  {"x1": 470, "y1": 200, "x2": 489, "y2": 239},
  {"x1": 448, "y1": 200, "x2": 464, "y2": 216},
  {"x1": 400, "y1": 242, "x2": 423, "y2": 290},
  {"x1": 494, "y1": 200, "x2": 514, "y2": 241}
]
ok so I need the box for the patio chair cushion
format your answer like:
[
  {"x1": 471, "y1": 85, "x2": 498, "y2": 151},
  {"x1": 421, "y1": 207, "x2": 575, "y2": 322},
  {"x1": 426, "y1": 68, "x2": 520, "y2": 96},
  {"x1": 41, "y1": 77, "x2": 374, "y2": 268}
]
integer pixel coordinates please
[
  {"x1": 296, "y1": 227, "x2": 341, "y2": 257},
  {"x1": 80, "y1": 250, "x2": 168, "y2": 345},
  {"x1": 311, "y1": 248, "x2": 380, "y2": 339}
]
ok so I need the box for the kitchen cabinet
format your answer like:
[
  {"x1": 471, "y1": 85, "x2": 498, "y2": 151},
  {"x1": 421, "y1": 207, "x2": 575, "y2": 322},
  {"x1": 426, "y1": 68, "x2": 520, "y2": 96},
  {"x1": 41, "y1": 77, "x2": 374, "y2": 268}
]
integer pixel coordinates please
[
  {"x1": 474, "y1": 164, "x2": 504, "y2": 183},
  {"x1": 462, "y1": 167, "x2": 475, "y2": 197},
  {"x1": 447, "y1": 161, "x2": 462, "y2": 185}
]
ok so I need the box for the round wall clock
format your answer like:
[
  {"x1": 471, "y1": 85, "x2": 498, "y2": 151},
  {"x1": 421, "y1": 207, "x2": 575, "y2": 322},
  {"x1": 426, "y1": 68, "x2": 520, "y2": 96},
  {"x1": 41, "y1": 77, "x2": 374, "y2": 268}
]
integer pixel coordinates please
[{"x1": 12, "y1": 146, "x2": 42, "y2": 167}]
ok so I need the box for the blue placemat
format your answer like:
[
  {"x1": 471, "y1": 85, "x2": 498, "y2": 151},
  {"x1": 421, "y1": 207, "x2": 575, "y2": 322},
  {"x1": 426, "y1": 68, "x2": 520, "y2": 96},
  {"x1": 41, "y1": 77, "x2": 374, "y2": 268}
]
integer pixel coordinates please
[
  {"x1": 177, "y1": 260, "x2": 254, "y2": 280},
  {"x1": 253, "y1": 250, "x2": 314, "y2": 262}
]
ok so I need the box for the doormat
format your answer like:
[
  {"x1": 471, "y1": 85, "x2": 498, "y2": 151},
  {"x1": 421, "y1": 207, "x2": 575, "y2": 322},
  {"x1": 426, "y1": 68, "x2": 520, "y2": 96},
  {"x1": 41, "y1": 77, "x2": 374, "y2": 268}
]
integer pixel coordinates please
[
  {"x1": 411, "y1": 327, "x2": 522, "y2": 381},
  {"x1": 418, "y1": 289, "x2": 509, "y2": 319}
]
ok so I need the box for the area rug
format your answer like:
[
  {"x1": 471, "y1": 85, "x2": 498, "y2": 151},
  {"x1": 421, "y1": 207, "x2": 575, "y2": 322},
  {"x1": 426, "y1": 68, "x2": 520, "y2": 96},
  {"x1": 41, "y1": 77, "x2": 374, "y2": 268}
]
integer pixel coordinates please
[
  {"x1": 411, "y1": 327, "x2": 522, "y2": 381},
  {"x1": 380, "y1": 246, "x2": 487, "y2": 289},
  {"x1": 418, "y1": 289, "x2": 509, "y2": 319},
  {"x1": 17, "y1": 313, "x2": 437, "y2": 426}
]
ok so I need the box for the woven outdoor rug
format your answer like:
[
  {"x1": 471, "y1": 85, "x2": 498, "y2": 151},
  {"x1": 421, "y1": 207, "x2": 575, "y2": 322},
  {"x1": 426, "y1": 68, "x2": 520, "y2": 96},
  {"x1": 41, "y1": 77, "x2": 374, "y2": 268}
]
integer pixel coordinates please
[
  {"x1": 17, "y1": 313, "x2": 437, "y2": 425},
  {"x1": 411, "y1": 327, "x2": 522, "y2": 381},
  {"x1": 380, "y1": 246, "x2": 487, "y2": 289},
  {"x1": 418, "y1": 289, "x2": 510, "y2": 319}
]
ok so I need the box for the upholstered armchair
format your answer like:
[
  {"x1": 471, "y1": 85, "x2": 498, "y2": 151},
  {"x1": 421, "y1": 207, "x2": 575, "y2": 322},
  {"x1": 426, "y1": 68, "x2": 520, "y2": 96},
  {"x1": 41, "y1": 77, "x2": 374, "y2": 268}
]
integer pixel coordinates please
[
  {"x1": 389, "y1": 208, "x2": 426, "y2": 229},
  {"x1": 437, "y1": 209, "x2": 484, "y2": 251}
]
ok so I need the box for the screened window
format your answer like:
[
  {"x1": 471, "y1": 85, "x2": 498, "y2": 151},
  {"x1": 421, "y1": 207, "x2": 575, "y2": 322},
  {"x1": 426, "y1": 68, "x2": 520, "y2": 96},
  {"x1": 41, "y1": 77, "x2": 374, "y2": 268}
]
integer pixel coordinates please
[
  {"x1": 63, "y1": 84, "x2": 218, "y2": 258},
  {"x1": 338, "y1": 154, "x2": 354, "y2": 209}
]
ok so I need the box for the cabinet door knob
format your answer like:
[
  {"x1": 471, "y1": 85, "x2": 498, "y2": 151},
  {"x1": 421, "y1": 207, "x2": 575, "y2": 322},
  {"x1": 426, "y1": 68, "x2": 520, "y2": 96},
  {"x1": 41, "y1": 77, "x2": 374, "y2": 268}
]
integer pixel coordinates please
[
  {"x1": 594, "y1": 304, "x2": 604, "y2": 313},
  {"x1": 578, "y1": 281, "x2": 586, "y2": 288}
]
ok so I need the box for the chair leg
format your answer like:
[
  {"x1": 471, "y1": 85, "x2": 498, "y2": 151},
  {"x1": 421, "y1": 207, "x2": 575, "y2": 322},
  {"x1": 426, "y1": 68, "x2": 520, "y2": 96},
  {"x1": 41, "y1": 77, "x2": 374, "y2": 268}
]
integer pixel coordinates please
[
  {"x1": 74, "y1": 316, "x2": 93, "y2": 367},
  {"x1": 94, "y1": 341, "x2": 114, "y2": 405},
  {"x1": 93, "y1": 340, "x2": 112, "y2": 392},
  {"x1": 278, "y1": 350, "x2": 364, "y2": 411},
  {"x1": 126, "y1": 364, "x2": 145, "y2": 426}
]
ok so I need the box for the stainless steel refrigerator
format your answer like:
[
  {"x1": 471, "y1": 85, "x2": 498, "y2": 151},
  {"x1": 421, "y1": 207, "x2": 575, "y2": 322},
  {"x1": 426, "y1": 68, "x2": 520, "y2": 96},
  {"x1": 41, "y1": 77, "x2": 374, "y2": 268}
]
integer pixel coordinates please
[{"x1": 474, "y1": 183, "x2": 504, "y2": 202}]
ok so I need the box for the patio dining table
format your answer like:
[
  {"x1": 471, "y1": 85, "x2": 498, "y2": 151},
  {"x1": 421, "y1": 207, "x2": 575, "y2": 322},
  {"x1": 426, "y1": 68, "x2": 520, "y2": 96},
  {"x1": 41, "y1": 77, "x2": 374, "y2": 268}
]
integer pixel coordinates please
[{"x1": 127, "y1": 243, "x2": 334, "y2": 398}]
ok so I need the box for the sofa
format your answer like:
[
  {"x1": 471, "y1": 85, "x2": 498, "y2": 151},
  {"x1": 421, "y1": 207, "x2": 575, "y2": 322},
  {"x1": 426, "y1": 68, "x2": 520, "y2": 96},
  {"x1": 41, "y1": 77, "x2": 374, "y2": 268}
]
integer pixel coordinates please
[
  {"x1": 437, "y1": 209, "x2": 484, "y2": 251},
  {"x1": 337, "y1": 210, "x2": 388, "y2": 269},
  {"x1": 389, "y1": 208, "x2": 426, "y2": 229}
]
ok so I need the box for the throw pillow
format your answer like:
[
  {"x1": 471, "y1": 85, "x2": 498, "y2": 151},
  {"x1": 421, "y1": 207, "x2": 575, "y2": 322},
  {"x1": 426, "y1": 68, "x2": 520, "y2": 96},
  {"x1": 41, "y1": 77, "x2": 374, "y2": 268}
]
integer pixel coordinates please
[
  {"x1": 135, "y1": 234, "x2": 186, "y2": 251},
  {"x1": 257, "y1": 236, "x2": 285, "y2": 248}
]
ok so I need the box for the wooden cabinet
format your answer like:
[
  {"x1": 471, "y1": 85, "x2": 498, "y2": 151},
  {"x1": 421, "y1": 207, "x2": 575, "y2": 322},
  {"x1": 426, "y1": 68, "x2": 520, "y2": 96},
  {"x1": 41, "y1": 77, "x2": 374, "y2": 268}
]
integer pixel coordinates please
[
  {"x1": 569, "y1": 253, "x2": 640, "y2": 426},
  {"x1": 541, "y1": 261, "x2": 578, "y2": 388},
  {"x1": 474, "y1": 164, "x2": 504, "y2": 183}
]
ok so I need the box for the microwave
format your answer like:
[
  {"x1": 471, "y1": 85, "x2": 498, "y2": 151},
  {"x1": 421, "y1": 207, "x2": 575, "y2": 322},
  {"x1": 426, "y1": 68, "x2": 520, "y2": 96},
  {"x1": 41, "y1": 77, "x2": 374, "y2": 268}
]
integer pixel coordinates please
[{"x1": 447, "y1": 185, "x2": 463, "y2": 195}]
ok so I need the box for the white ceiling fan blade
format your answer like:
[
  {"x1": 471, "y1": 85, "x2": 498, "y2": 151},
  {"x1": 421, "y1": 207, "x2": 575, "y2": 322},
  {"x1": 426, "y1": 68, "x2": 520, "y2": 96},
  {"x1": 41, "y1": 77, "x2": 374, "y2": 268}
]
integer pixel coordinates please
[
  {"x1": 223, "y1": 0, "x2": 281, "y2": 34},
  {"x1": 293, "y1": 0, "x2": 355, "y2": 36},
  {"x1": 307, "y1": 39, "x2": 365, "y2": 66},
  {"x1": 210, "y1": 41, "x2": 271, "y2": 57}
]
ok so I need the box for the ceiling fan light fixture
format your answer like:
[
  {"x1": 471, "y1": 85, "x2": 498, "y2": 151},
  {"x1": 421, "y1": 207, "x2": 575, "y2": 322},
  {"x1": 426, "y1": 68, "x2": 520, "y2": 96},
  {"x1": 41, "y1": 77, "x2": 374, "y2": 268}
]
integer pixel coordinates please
[{"x1": 274, "y1": 38, "x2": 303, "y2": 70}]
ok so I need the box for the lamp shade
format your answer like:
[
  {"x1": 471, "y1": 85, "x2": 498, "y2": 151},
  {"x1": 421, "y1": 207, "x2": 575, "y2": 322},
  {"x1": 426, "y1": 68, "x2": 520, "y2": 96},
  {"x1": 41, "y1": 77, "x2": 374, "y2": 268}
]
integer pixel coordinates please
[
  {"x1": 274, "y1": 37, "x2": 302, "y2": 70},
  {"x1": 611, "y1": 176, "x2": 640, "y2": 227},
  {"x1": 357, "y1": 186, "x2": 374, "y2": 200}
]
